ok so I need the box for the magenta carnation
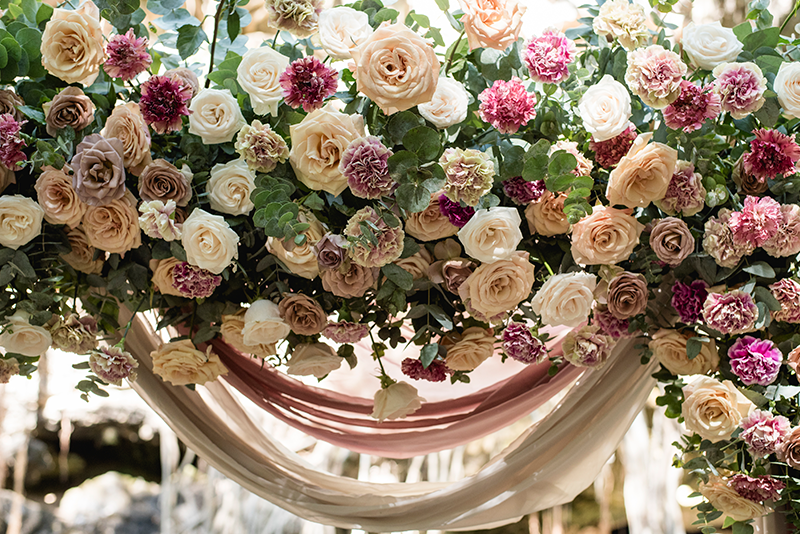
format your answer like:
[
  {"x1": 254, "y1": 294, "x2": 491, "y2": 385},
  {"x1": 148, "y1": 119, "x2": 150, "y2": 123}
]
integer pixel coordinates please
[
  {"x1": 771, "y1": 278, "x2": 800, "y2": 323},
  {"x1": 589, "y1": 123, "x2": 637, "y2": 168},
  {"x1": 729, "y1": 195, "x2": 782, "y2": 248},
  {"x1": 671, "y1": 279, "x2": 709, "y2": 324},
  {"x1": 139, "y1": 75, "x2": 193, "y2": 134},
  {"x1": 742, "y1": 128, "x2": 800, "y2": 182},
  {"x1": 105, "y1": 29, "x2": 152, "y2": 81},
  {"x1": 401, "y1": 357, "x2": 453, "y2": 382},
  {"x1": 478, "y1": 77, "x2": 537, "y2": 134},
  {"x1": 279, "y1": 56, "x2": 338, "y2": 113},
  {"x1": 438, "y1": 194, "x2": 475, "y2": 228},
  {"x1": 502, "y1": 176, "x2": 545, "y2": 205},
  {"x1": 502, "y1": 323, "x2": 548, "y2": 364},
  {"x1": 728, "y1": 335, "x2": 782, "y2": 386},
  {"x1": 340, "y1": 136, "x2": 395, "y2": 199},
  {"x1": 662, "y1": 80, "x2": 721, "y2": 133},
  {"x1": 730, "y1": 474, "x2": 785, "y2": 502},
  {"x1": 740, "y1": 409, "x2": 791, "y2": 458},
  {"x1": 0, "y1": 114, "x2": 26, "y2": 168},
  {"x1": 702, "y1": 290, "x2": 758, "y2": 335},
  {"x1": 523, "y1": 29, "x2": 576, "y2": 84},
  {"x1": 591, "y1": 305, "x2": 632, "y2": 339},
  {"x1": 322, "y1": 321, "x2": 369, "y2": 343},
  {"x1": 171, "y1": 262, "x2": 222, "y2": 299}
]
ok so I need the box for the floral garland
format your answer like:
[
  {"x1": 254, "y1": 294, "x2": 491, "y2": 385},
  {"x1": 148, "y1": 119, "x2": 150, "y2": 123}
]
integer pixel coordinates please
[{"x1": 1, "y1": 0, "x2": 800, "y2": 528}]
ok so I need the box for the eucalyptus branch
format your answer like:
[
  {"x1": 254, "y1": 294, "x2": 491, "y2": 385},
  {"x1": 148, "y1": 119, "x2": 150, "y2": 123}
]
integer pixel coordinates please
[
  {"x1": 444, "y1": 29, "x2": 466, "y2": 76},
  {"x1": 781, "y1": 0, "x2": 800, "y2": 33},
  {"x1": 205, "y1": 0, "x2": 228, "y2": 89}
]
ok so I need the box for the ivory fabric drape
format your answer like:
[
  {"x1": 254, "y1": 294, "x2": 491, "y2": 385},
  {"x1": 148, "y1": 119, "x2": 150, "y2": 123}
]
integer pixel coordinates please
[{"x1": 125, "y1": 314, "x2": 657, "y2": 532}]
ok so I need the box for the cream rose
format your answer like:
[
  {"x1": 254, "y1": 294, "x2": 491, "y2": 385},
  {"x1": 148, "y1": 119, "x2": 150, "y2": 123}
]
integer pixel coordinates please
[
  {"x1": 682, "y1": 22, "x2": 743, "y2": 71},
  {"x1": 286, "y1": 342, "x2": 341, "y2": 379},
  {"x1": 207, "y1": 159, "x2": 256, "y2": 216},
  {"x1": 775, "y1": 62, "x2": 800, "y2": 119},
  {"x1": 525, "y1": 191, "x2": 570, "y2": 236},
  {"x1": 34, "y1": 166, "x2": 87, "y2": 228},
  {"x1": 458, "y1": 251, "x2": 535, "y2": 321},
  {"x1": 394, "y1": 248, "x2": 433, "y2": 280},
  {"x1": 151, "y1": 340, "x2": 228, "y2": 386},
  {"x1": 82, "y1": 191, "x2": 141, "y2": 256},
  {"x1": 405, "y1": 193, "x2": 459, "y2": 241},
  {"x1": 578, "y1": 75, "x2": 632, "y2": 142},
  {"x1": 40, "y1": 1, "x2": 105, "y2": 85},
  {"x1": 682, "y1": 376, "x2": 754, "y2": 442},
  {"x1": 0, "y1": 195, "x2": 44, "y2": 250},
  {"x1": 649, "y1": 329, "x2": 719, "y2": 376},
  {"x1": 351, "y1": 23, "x2": 439, "y2": 115},
  {"x1": 444, "y1": 326, "x2": 495, "y2": 371},
  {"x1": 267, "y1": 212, "x2": 325, "y2": 279},
  {"x1": 62, "y1": 226, "x2": 104, "y2": 275},
  {"x1": 531, "y1": 271, "x2": 596, "y2": 327},
  {"x1": 700, "y1": 476, "x2": 771, "y2": 522},
  {"x1": 318, "y1": 7, "x2": 373, "y2": 60},
  {"x1": 101, "y1": 103, "x2": 153, "y2": 176},
  {"x1": 418, "y1": 78, "x2": 470, "y2": 130},
  {"x1": 606, "y1": 133, "x2": 678, "y2": 208},
  {"x1": 289, "y1": 104, "x2": 365, "y2": 196},
  {"x1": 220, "y1": 310, "x2": 277, "y2": 358},
  {"x1": 188, "y1": 89, "x2": 246, "y2": 145},
  {"x1": 458, "y1": 207, "x2": 522, "y2": 264},
  {"x1": 571, "y1": 206, "x2": 645, "y2": 265},
  {"x1": 150, "y1": 257, "x2": 183, "y2": 297},
  {"x1": 371, "y1": 381, "x2": 425, "y2": 422},
  {"x1": 459, "y1": 0, "x2": 526, "y2": 52},
  {"x1": 237, "y1": 46, "x2": 290, "y2": 116},
  {"x1": 241, "y1": 299, "x2": 291, "y2": 346},
  {"x1": 0, "y1": 312, "x2": 52, "y2": 357},
  {"x1": 181, "y1": 208, "x2": 239, "y2": 274}
]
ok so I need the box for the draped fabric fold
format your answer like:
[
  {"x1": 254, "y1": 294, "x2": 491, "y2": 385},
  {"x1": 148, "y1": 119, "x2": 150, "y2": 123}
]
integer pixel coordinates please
[{"x1": 125, "y1": 315, "x2": 657, "y2": 532}]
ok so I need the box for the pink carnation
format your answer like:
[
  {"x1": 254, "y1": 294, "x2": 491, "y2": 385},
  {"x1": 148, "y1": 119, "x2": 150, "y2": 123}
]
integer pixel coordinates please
[
  {"x1": 740, "y1": 409, "x2": 792, "y2": 458},
  {"x1": 523, "y1": 29, "x2": 576, "y2": 85},
  {"x1": 713, "y1": 62, "x2": 767, "y2": 119},
  {"x1": 702, "y1": 209, "x2": 755, "y2": 268},
  {"x1": 171, "y1": 262, "x2": 222, "y2": 299},
  {"x1": 589, "y1": 123, "x2": 637, "y2": 168},
  {"x1": 662, "y1": 80, "x2": 721, "y2": 133},
  {"x1": 592, "y1": 305, "x2": 632, "y2": 339},
  {"x1": 139, "y1": 75, "x2": 193, "y2": 134},
  {"x1": 730, "y1": 474, "x2": 785, "y2": 502},
  {"x1": 279, "y1": 56, "x2": 338, "y2": 113},
  {"x1": 729, "y1": 195, "x2": 782, "y2": 248},
  {"x1": 742, "y1": 128, "x2": 800, "y2": 182},
  {"x1": 763, "y1": 204, "x2": 800, "y2": 258},
  {"x1": 322, "y1": 321, "x2": 369, "y2": 343},
  {"x1": 401, "y1": 358, "x2": 453, "y2": 382},
  {"x1": 727, "y1": 335, "x2": 782, "y2": 386},
  {"x1": 624, "y1": 45, "x2": 687, "y2": 109},
  {"x1": 105, "y1": 29, "x2": 152, "y2": 81},
  {"x1": 344, "y1": 206, "x2": 404, "y2": 268},
  {"x1": 770, "y1": 278, "x2": 800, "y2": 323},
  {"x1": 478, "y1": 77, "x2": 537, "y2": 134},
  {"x1": 502, "y1": 323, "x2": 548, "y2": 364},
  {"x1": 702, "y1": 290, "x2": 757, "y2": 335},
  {"x1": 340, "y1": 136, "x2": 395, "y2": 199},
  {"x1": 89, "y1": 346, "x2": 138, "y2": 386},
  {"x1": 656, "y1": 161, "x2": 707, "y2": 217},
  {"x1": 0, "y1": 114, "x2": 26, "y2": 168}
]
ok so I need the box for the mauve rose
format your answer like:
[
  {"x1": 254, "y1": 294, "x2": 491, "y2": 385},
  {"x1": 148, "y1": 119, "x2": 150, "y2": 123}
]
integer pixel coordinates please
[
  {"x1": 0, "y1": 90, "x2": 23, "y2": 121},
  {"x1": 278, "y1": 293, "x2": 327, "y2": 336},
  {"x1": 607, "y1": 272, "x2": 648, "y2": 319},
  {"x1": 43, "y1": 87, "x2": 95, "y2": 137},
  {"x1": 650, "y1": 217, "x2": 695, "y2": 266},
  {"x1": 429, "y1": 258, "x2": 477, "y2": 293},
  {"x1": 321, "y1": 262, "x2": 378, "y2": 299},
  {"x1": 164, "y1": 67, "x2": 200, "y2": 97},
  {"x1": 138, "y1": 159, "x2": 192, "y2": 206},
  {"x1": 779, "y1": 427, "x2": 800, "y2": 469},
  {"x1": 71, "y1": 134, "x2": 126, "y2": 206},
  {"x1": 732, "y1": 156, "x2": 769, "y2": 195},
  {"x1": 313, "y1": 233, "x2": 347, "y2": 270}
]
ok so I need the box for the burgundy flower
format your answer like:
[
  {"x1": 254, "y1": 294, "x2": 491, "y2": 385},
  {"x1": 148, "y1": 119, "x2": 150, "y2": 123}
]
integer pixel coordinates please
[
  {"x1": 502, "y1": 322, "x2": 548, "y2": 364},
  {"x1": 171, "y1": 261, "x2": 222, "y2": 298},
  {"x1": 662, "y1": 80, "x2": 721, "y2": 133},
  {"x1": 139, "y1": 75, "x2": 193, "y2": 134},
  {"x1": 590, "y1": 123, "x2": 637, "y2": 168},
  {"x1": 279, "y1": 56, "x2": 338, "y2": 113},
  {"x1": 592, "y1": 305, "x2": 632, "y2": 339},
  {"x1": 105, "y1": 29, "x2": 152, "y2": 81},
  {"x1": 502, "y1": 176, "x2": 545, "y2": 205},
  {"x1": 742, "y1": 128, "x2": 800, "y2": 182},
  {"x1": 730, "y1": 474, "x2": 785, "y2": 502},
  {"x1": 438, "y1": 194, "x2": 475, "y2": 228},
  {"x1": 401, "y1": 357, "x2": 453, "y2": 382},
  {"x1": 671, "y1": 279, "x2": 708, "y2": 324},
  {"x1": 0, "y1": 114, "x2": 26, "y2": 168}
]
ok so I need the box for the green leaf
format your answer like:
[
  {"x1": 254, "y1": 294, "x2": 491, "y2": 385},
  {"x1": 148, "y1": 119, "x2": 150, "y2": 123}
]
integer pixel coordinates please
[
  {"x1": 742, "y1": 27, "x2": 779, "y2": 52},
  {"x1": 435, "y1": 0, "x2": 449, "y2": 10},
  {"x1": 733, "y1": 22, "x2": 752, "y2": 42},
  {"x1": 743, "y1": 261, "x2": 775, "y2": 279},
  {"x1": 395, "y1": 183, "x2": 430, "y2": 213},
  {"x1": 12, "y1": 251, "x2": 36, "y2": 279},
  {"x1": 404, "y1": 126, "x2": 441, "y2": 162},
  {"x1": 0, "y1": 46, "x2": 7, "y2": 70},
  {"x1": 170, "y1": 241, "x2": 187, "y2": 261},
  {"x1": 522, "y1": 153, "x2": 548, "y2": 182},
  {"x1": 36, "y1": 3, "x2": 54, "y2": 25},
  {"x1": 385, "y1": 111, "x2": 424, "y2": 146},
  {"x1": 420, "y1": 343, "x2": 439, "y2": 369},
  {"x1": 14, "y1": 28, "x2": 40, "y2": 61},
  {"x1": 373, "y1": 7, "x2": 399, "y2": 25},
  {"x1": 731, "y1": 522, "x2": 754, "y2": 534},
  {"x1": 227, "y1": 9, "x2": 240, "y2": 42},
  {"x1": 546, "y1": 173, "x2": 592, "y2": 192},
  {"x1": 425, "y1": 304, "x2": 453, "y2": 329},
  {"x1": 399, "y1": 236, "x2": 420, "y2": 259},
  {"x1": 754, "y1": 285, "x2": 781, "y2": 311},
  {"x1": 686, "y1": 336, "x2": 709, "y2": 360},
  {"x1": 388, "y1": 151, "x2": 420, "y2": 183},
  {"x1": 548, "y1": 150, "x2": 577, "y2": 176},
  {"x1": 176, "y1": 24, "x2": 208, "y2": 60},
  {"x1": 382, "y1": 263, "x2": 413, "y2": 291},
  {"x1": 17, "y1": 105, "x2": 44, "y2": 123},
  {"x1": 147, "y1": 0, "x2": 185, "y2": 15}
]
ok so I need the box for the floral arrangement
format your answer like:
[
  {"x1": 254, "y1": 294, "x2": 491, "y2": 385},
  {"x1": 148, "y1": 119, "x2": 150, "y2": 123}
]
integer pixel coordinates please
[{"x1": 2, "y1": 0, "x2": 800, "y2": 528}]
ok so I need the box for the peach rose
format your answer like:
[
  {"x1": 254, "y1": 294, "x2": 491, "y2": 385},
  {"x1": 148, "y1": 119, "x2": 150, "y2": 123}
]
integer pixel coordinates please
[
  {"x1": 394, "y1": 248, "x2": 433, "y2": 280},
  {"x1": 181, "y1": 208, "x2": 239, "y2": 274},
  {"x1": 207, "y1": 159, "x2": 256, "y2": 216},
  {"x1": 405, "y1": 193, "x2": 459, "y2": 241},
  {"x1": 188, "y1": 88, "x2": 246, "y2": 145},
  {"x1": 82, "y1": 191, "x2": 141, "y2": 255},
  {"x1": 35, "y1": 166, "x2": 87, "y2": 228},
  {"x1": 606, "y1": 132, "x2": 678, "y2": 208},
  {"x1": 149, "y1": 257, "x2": 184, "y2": 297},
  {"x1": 267, "y1": 212, "x2": 325, "y2": 279},
  {"x1": 525, "y1": 191, "x2": 570, "y2": 236},
  {"x1": 458, "y1": 207, "x2": 522, "y2": 264},
  {"x1": 649, "y1": 329, "x2": 719, "y2": 376},
  {"x1": 0, "y1": 195, "x2": 44, "y2": 250},
  {"x1": 444, "y1": 326, "x2": 495, "y2": 371},
  {"x1": 418, "y1": 78, "x2": 470, "y2": 130},
  {"x1": 531, "y1": 271, "x2": 597, "y2": 327},
  {"x1": 0, "y1": 312, "x2": 52, "y2": 357},
  {"x1": 788, "y1": 345, "x2": 800, "y2": 374},
  {"x1": 237, "y1": 46, "x2": 289, "y2": 116},
  {"x1": 371, "y1": 381, "x2": 425, "y2": 422},
  {"x1": 571, "y1": 206, "x2": 644, "y2": 265},
  {"x1": 40, "y1": 1, "x2": 105, "y2": 85},
  {"x1": 61, "y1": 226, "x2": 103, "y2": 275},
  {"x1": 279, "y1": 293, "x2": 327, "y2": 335},
  {"x1": 151, "y1": 340, "x2": 227, "y2": 386},
  {"x1": 286, "y1": 342, "x2": 341, "y2": 379},
  {"x1": 101, "y1": 103, "x2": 153, "y2": 176},
  {"x1": 459, "y1": 251, "x2": 535, "y2": 321},
  {"x1": 681, "y1": 376, "x2": 754, "y2": 442},
  {"x1": 459, "y1": 0, "x2": 526, "y2": 52},
  {"x1": 220, "y1": 310, "x2": 277, "y2": 358},
  {"x1": 699, "y1": 476, "x2": 770, "y2": 522},
  {"x1": 242, "y1": 299, "x2": 291, "y2": 346},
  {"x1": 318, "y1": 7, "x2": 373, "y2": 60},
  {"x1": 351, "y1": 23, "x2": 439, "y2": 115},
  {"x1": 321, "y1": 262, "x2": 379, "y2": 298}
]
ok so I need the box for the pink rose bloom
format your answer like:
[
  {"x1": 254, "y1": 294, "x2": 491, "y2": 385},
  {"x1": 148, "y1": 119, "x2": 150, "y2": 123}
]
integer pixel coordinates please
[
  {"x1": 624, "y1": 45, "x2": 687, "y2": 109},
  {"x1": 728, "y1": 195, "x2": 782, "y2": 248},
  {"x1": 655, "y1": 160, "x2": 707, "y2": 217},
  {"x1": 702, "y1": 209, "x2": 755, "y2": 268},
  {"x1": 770, "y1": 278, "x2": 800, "y2": 323},
  {"x1": 523, "y1": 29, "x2": 576, "y2": 84},
  {"x1": 743, "y1": 128, "x2": 800, "y2": 182},
  {"x1": 763, "y1": 204, "x2": 800, "y2": 258},
  {"x1": 740, "y1": 409, "x2": 791, "y2": 458},
  {"x1": 702, "y1": 290, "x2": 757, "y2": 335},
  {"x1": 662, "y1": 80, "x2": 721, "y2": 133},
  {"x1": 478, "y1": 77, "x2": 536, "y2": 134},
  {"x1": 713, "y1": 62, "x2": 767, "y2": 119}
]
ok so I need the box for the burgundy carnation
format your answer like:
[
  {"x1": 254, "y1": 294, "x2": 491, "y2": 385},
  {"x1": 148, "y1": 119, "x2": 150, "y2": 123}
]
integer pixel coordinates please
[
  {"x1": 279, "y1": 56, "x2": 338, "y2": 113},
  {"x1": 139, "y1": 75, "x2": 193, "y2": 134},
  {"x1": 401, "y1": 357, "x2": 453, "y2": 382}
]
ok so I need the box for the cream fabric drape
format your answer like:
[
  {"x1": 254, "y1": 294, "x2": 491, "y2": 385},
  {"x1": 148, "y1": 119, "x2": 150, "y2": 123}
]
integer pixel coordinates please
[{"x1": 125, "y1": 315, "x2": 657, "y2": 531}]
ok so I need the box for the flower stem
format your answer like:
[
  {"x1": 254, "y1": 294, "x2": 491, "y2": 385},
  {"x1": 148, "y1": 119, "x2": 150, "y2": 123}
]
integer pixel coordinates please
[
  {"x1": 205, "y1": 0, "x2": 228, "y2": 89},
  {"x1": 780, "y1": 0, "x2": 800, "y2": 34},
  {"x1": 444, "y1": 30, "x2": 466, "y2": 76}
]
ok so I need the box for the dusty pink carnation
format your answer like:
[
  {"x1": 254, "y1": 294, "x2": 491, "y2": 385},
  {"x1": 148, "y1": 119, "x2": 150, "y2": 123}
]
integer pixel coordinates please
[
  {"x1": 740, "y1": 409, "x2": 791, "y2": 458},
  {"x1": 562, "y1": 325, "x2": 615, "y2": 369},
  {"x1": 340, "y1": 136, "x2": 395, "y2": 199},
  {"x1": 401, "y1": 358, "x2": 453, "y2": 382},
  {"x1": 478, "y1": 77, "x2": 537, "y2": 134},
  {"x1": 502, "y1": 322, "x2": 548, "y2": 364},
  {"x1": 502, "y1": 176, "x2": 545, "y2": 205},
  {"x1": 591, "y1": 305, "x2": 632, "y2": 339},
  {"x1": 763, "y1": 204, "x2": 800, "y2": 258},
  {"x1": 322, "y1": 321, "x2": 369, "y2": 343},
  {"x1": 344, "y1": 206, "x2": 404, "y2": 268},
  {"x1": 656, "y1": 161, "x2": 707, "y2": 217},
  {"x1": 702, "y1": 209, "x2": 755, "y2": 268},
  {"x1": 624, "y1": 45, "x2": 687, "y2": 109},
  {"x1": 702, "y1": 290, "x2": 757, "y2": 335},
  {"x1": 662, "y1": 80, "x2": 721, "y2": 133},
  {"x1": 0, "y1": 114, "x2": 26, "y2": 168},
  {"x1": 279, "y1": 56, "x2": 338, "y2": 112},
  {"x1": 590, "y1": 123, "x2": 637, "y2": 168},
  {"x1": 89, "y1": 346, "x2": 139, "y2": 386},
  {"x1": 171, "y1": 262, "x2": 222, "y2": 299},
  {"x1": 105, "y1": 29, "x2": 152, "y2": 81},
  {"x1": 743, "y1": 128, "x2": 800, "y2": 182},
  {"x1": 729, "y1": 195, "x2": 782, "y2": 248},
  {"x1": 139, "y1": 75, "x2": 193, "y2": 134},
  {"x1": 770, "y1": 278, "x2": 800, "y2": 323},
  {"x1": 728, "y1": 335, "x2": 782, "y2": 386},
  {"x1": 713, "y1": 63, "x2": 767, "y2": 119},
  {"x1": 671, "y1": 279, "x2": 709, "y2": 324},
  {"x1": 523, "y1": 29, "x2": 576, "y2": 84},
  {"x1": 730, "y1": 474, "x2": 785, "y2": 502}
]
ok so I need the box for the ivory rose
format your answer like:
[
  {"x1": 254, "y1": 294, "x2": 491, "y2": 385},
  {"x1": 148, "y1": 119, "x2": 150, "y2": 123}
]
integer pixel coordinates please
[
  {"x1": 459, "y1": 0, "x2": 526, "y2": 52},
  {"x1": 286, "y1": 343, "x2": 341, "y2": 378},
  {"x1": 241, "y1": 299, "x2": 291, "y2": 346},
  {"x1": 318, "y1": 7, "x2": 373, "y2": 60},
  {"x1": 394, "y1": 248, "x2": 433, "y2": 280},
  {"x1": 237, "y1": 46, "x2": 289, "y2": 116},
  {"x1": 43, "y1": 87, "x2": 95, "y2": 137},
  {"x1": 444, "y1": 327, "x2": 495, "y2": 371},
  {"x1": 578, "y1": 75, "x2": 632, "y2": 142},
  {"x1": 606, "y1": 133, "x2": 678, "y2": 208},
  {"x1": 279, "y1": 294, "x2": 327, "y2": 335},
  {"x1": 62, "y1": 226, "x2": 103, "y2": 275},
  {"x1": 682, "y1": 376, "x2": 754, "y2": 442},
  {"x1": 682, "y1": 22, "x2": 743, "y2": 71},
  {"x1": 40, "y1": 1, "x2": 105, "y2": 85},
  {"x1": 458, "y1": 207, "x2": 522, "y2": 264},
  {"x1": 181, "y1": 208, "x2": 239, "y2": 274},
  {"x1": 267, "y1": 212, "x2": 325, "y2": 279},
  {"x1": 458, "y1": 251, "x2": 535, "y2": 321},
  {"x1": 371, "y1": 381, "x2": 425, "y2": 422},
  {"x1": 151, "y1": 340, "x2": 228, "y2": 386},
  {"x1": 0, "y1": 195, "x2": 44, "y2": 249},
  {"x1": 571, "y1": 206, "x2": 644, "y2": 265},
  {"x1": 101, "y1": 103, "x2": 153, "y2": 176},
  {"x1": 405, "y1": 193, "x2": 459, "y2": 241},
  {"x1": 220, "y1": 310, "x2": 277, "y2": 358},
  {"x1": 774, "y1": 62, "x2": 800, "y2": 119},
  {"x1": 418, "y1": 78, "x2": 470, "y2": 130},
  {"x1": 700, "y1": 476, "x2": 771, "y2": 522},
  {"x1": 82, "y1": 192, "x2": 141, "y2": 255},
  {"x1": 150, "y1": 257, "x2": 184, "y2": 297},
  {"x1": 207, "y1": 159, "x2": 256, "y2": 216},
  {"x1": 525, "y1": 191, "x2": 570, "y2": 236},
  {"x1": 188, "y1": 89, "x2": 246, "y2": 145},
  {"x1": 34, "y1": 166, "x2": 87, "y2": 228},
  {"x1": 0, "y1": 312, "x2": 52, "y2": 357},
  {"x1": 649, "y1": 329, "x2": 719, "y2": 376},
  {"x1": 351, "y1": 23, "x2": 439, "y2": 115},
  {"x1": 531, "y1": 271, "x2": 597, "y2": 327}
]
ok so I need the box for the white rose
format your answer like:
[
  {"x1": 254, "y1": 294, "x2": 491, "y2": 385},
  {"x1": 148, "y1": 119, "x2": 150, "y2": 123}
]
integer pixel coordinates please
[
  {"x1": 181, "y1": 208, "x2": 239, "y2": 274},
  {"x1": 531, "y1": 271, "x2": 597, "y2": 327},
  {"x1": 682, "y1": 376, "x2": 754, "y2": 442},
  {"x1": 318, "y1": 7, "x2": 373, "y2": 60},
  {"x1": 285, "y1": 342, "x2": 341, "y2": 379},
  {"x1": 207, "y1": 159, "x2": 256, "y2": 216},
  {"x1": 242, "y1": 299, "x2": 291, "y2": 346},
  {"x1": 237, "y1": 46, "x2": 290, "y2": 116},
  {"x1": 188, "y1": 88, "x2": 246, "y2": 145},
  {"x1": 774, "y1": 62, "x2": 800, "y2": 119},
  {"x1": 418, "y1": 77, "x2": 470, "y2": 130},
  {"x1": 458, "y1": 207, "x2": 522, "y2": 264},
  {"x1": 578, "y1": 75, "x2": 631, "y2": 142},
  {"x1": 371, "y1": 381, "x2": 425, "y2": 422},
  {"x1": 0, "y1": 312, "x2": 52, "y2": 357},
  {"x1": 682, "y1": 22, "x2": 743, "y2": 71},
  {"x1": 0, "y1": 195, "x2": 45, "y2": 249}
]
